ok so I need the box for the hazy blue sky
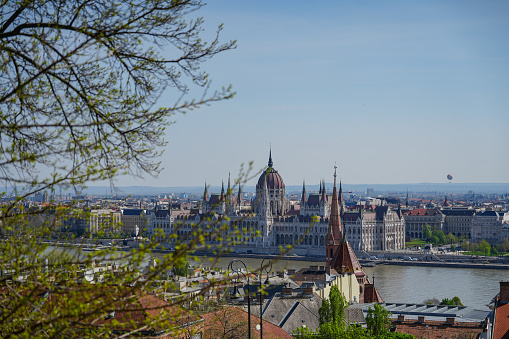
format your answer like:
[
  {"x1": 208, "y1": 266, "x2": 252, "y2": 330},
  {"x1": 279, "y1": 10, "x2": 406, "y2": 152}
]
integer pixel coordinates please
[{"x1": 116, "y1": 1, "x2": 509, "y2": 188}]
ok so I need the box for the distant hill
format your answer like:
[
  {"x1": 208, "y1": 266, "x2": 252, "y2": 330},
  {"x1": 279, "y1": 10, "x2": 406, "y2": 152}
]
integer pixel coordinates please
[{"x1": 82, "y1": 183, "x2": 509, "y2": 196}]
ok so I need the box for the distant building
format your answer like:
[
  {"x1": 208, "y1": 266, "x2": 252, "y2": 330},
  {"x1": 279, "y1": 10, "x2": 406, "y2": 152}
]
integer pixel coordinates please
[
  {"x1": 152, "y1": 149, "x2": 404, "y2": 255},
  {"x1": 89, "y1": 209, "x2": 121, "y2": 234},
  {"x1": 120, "y1": 208, "x2": 148, "y2": 236},
  {"x1": 403, "y1": 208, "x2": 445, "y2": 239},
  {"x1": 441, "y1": 208, "x2": 476, "y2": 239},
  {"x1": 342, "y1": 205, "x2": 405, "y2": 251},
  {"x1": 471, "y1": 210, "x2": 509, "y2": 244}
]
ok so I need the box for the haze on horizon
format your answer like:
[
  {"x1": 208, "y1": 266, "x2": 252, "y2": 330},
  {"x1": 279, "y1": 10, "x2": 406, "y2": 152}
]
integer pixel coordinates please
[{"x1": 111, "y1": 1, "x2": 509, "y2": 188}]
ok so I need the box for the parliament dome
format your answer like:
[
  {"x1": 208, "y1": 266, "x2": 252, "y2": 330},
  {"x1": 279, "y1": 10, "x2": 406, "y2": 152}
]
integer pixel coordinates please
[{"x1": 256, "y1": 150, "x2": 285, "y2": 190}]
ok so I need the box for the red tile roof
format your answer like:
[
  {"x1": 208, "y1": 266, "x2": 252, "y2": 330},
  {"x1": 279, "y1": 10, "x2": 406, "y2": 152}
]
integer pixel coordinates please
[
  {"x1": 494, "y1": 302, "x2": 509, "y2": 339},
  {"x1": 331, "y1": 236, "x2": 363, "y2": 274},
  {"x1": 201, "y1": 307, "x2": 292, "y2": 339}
]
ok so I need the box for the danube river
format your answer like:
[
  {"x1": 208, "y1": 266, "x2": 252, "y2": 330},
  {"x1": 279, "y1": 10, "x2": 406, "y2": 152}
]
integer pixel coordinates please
[{"x1": 185, "y1": 256, "x2": 506, "y2": 310}]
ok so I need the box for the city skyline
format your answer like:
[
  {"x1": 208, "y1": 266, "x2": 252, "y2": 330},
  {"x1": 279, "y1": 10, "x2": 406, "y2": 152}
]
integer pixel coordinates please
[{"x1": 112, "y1": 1, "x2": 509, "y2": 187}]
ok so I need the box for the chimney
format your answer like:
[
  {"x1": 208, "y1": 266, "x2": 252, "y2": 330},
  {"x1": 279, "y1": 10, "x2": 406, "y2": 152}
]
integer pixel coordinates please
[
  {"x1": 282, "y1": 287, "x2": 293, "y2": 297},
  {"x1": 500, "y1": 282, "x2": 509, "y2": 302},
  {"x1": 310, "y1": 265, "x2": 318, "y2": 270},
  {"x1": 418, "y1": 316, "x2": 425, "y2": 323},
  {"x1": 302, "y1": 287, "x2": 313, "y2": 297},
  {"x1": 397, "y1": 315, "x2": 405, "y2": 322},
  {"x1": 325, "y1": 266, "x2": 331, "y2": 275},
  {"x1": 445, "y1": 317, "x2": 455, "y2": 325}
]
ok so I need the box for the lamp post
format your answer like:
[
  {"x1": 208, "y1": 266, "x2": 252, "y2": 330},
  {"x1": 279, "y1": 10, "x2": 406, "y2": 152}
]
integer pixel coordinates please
[
  {"x1": 259, "y1": 258, "x2": 272, "y2": 339},
  {"x1": 228, "y1": 259, "x2": 251, "y2": 339}
]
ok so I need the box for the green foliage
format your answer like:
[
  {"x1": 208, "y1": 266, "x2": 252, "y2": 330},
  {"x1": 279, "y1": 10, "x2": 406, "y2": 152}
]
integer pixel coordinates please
[
  {"x1": 440, "y1": 296, "x2": 463, "y2": 306},
  {"x1": 171, "y1": 253, "x2": 190, "y2": 277},
  {"x1": 366, "y1": 302, "x2": 392, "y2": 337},
  {"x1": 479, "y1": 240, "x2": 491, "y2": 256},
  {"x1": 423, "y1": 298, "x2": 440, "y2": 305},
  {"x1": 450, "y1": 244, "x2": 456, "y2": 251},
  {"x1": 446, "y1": 233, "x2": 457, "y2": 244},
  {"x1": 318, "y1": 285, "x2": 348, "y2": 336},
  {"x1": 497, "y1": 238, "x2": 509, "y2": 253},
  {"x1": 423, "y1": 224, "x2": 432, "y2": 241},
  {"x1": 0, "y1": 0, "x2": 239, "y2": 337}
]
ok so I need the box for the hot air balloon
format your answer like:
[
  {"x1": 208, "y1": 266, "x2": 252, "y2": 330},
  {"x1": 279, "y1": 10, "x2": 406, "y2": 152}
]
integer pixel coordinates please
[{"x1": 447, "y1": 174, "x2": 453, "y2": 181}]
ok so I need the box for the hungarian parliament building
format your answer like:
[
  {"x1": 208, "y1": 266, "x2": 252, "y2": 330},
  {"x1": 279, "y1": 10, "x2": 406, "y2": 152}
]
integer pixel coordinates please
[{"x1": 148, "y1": 151, "x2": 405, "y2": 256}]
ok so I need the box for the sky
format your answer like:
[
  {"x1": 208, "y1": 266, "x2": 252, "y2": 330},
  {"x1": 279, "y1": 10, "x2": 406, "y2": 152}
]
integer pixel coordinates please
[{"x1": 115, "y1": 1, "x2": 509, "y2": 188}]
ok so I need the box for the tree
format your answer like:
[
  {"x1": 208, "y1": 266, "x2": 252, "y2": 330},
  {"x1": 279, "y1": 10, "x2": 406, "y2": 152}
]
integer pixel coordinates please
[
  {"x1": 423, "y1": 298, "x2": 440, "y2": 305},
  {"x1": 440, "y1": 296, "x2": 463, "y2": 306},
  {"x1": 497, "y1": 238, "x2": 509, "y2": 253},
  {"x1": 479, "y1": 240, "x2": 491, "y2": 257},
  {"x1": 446, "y1": 233, "x2": 457, "y2": 245},
  {"x1": 423, "y1": 224, "x2": 432, "y2": 241},
  {"x1": 318, "y1": 285, "x2": 348, "y2": 337},
  {"x1": 0, "y1": 0, "x2": 238, "y2": 337},
  {"x1": 366, "y1": 302, "x2": 392, "y2": 337},
  {"x1": 461, "y1": 239, "x2": 469, "y2": 251}
]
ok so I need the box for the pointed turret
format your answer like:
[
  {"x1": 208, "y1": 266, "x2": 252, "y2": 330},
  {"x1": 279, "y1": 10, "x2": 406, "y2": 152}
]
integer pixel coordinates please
[
  {"x1": 326, "y1": 165, "x2": 342, "y2": 266},
  {"x1": 227, "y1": 173, "x2": 231, "y2": 195},
  {"x1": 406, "y1": 189, "x2": 409, "y2": 207},
  {"x1": 301, "y1": 181, "x2": 307, "y2": 204},
  {"x1": 319, "y1": 180, "x2": 323, "y2": 195},
  {"x1": 237, "y1": 183, "x2": 242, "y2": 205},
  {"x1": 321, "y1": 179, "x2": 327, "y2": 202},
  {"x1": 268, "y1": 147, "x2": 273, "y2": 168},
  {"x1": 443, "y1": 195, "x2": 450, "y2": 207},
  {"x1": 203, "y1": 181, "x2": 209, "y2": 203},
  {"x1": 220, "y1": 181, "x2": 225, "y2": 201}
]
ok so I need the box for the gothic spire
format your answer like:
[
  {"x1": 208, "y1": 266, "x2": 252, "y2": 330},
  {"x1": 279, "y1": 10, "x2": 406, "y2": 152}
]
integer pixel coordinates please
[
  {"x1": 220, "y1": 180, "x2": 225, "y2": 201},
  {"x1": 326, "y1": 164, "x2": 343, "y2": 266},
  {"x1": 237, "y1": 183, "x2": 242, "y2": 204},
  {"x1": 203, "y1": 181, "x2": 208, "y2": 202},
  {"x1": 227, "y1": 172, "x2": 231, "y2": 195},
  {"x1": 301, "y1": 180, "x2": 307, "y2": 204},
  {"x1": 321, "y1": 179, "x2": 327, "y2": 202},
  {"x1": 268, "y1": 146, "x2": 273, "y2": 168}
]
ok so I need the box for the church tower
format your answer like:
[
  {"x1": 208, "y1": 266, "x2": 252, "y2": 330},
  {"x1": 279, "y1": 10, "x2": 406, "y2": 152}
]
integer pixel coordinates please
[{"x1": 326, "y1": 165, "x2": 342, "y2": 267}]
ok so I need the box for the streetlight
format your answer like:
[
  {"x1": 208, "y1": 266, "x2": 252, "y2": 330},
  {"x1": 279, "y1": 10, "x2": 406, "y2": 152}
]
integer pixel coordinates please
[
  {"x1": 259, "y1": 258, "x2": 272, "y2": 339},
  {"x1": 228, "y1": 259, "x2": 251, "y2": 339}
]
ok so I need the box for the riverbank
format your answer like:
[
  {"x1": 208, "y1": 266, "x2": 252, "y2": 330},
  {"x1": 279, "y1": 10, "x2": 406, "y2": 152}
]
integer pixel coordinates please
[{"x1": 360, "y1": 259, "x2": 509, "y2": 270}]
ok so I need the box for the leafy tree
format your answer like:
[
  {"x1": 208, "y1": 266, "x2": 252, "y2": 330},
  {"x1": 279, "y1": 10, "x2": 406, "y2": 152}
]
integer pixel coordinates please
[
  {"x1": 366, "y1": 303, "x2": 392, "y2": 337},
  {"x1": 450, "y1": 244, "x2": 456, "y2": 251},
  {"x1": 423, "y1": 298, "x2": 440, "y2": 305},
  {"x1": 318, "y1": 285, "x2": 348, "y2": 337},
  {"x1": 429, "y1": 235, "x2": 440, "y2": 245},
  {"x1": 461, "y1": 239, "x2": 469, "y2": 251},
  {"x1": 172, "y1": 252, "x2": 190, "y2": 277},
  {"x1": 440, "y1": 296, "x2": 463, "y2": 306},
  {"x1": 497, "y1": 238, "x2": 509, "y2": 253},
  {"x1": 492, "y1": 247, "x2": 499, "y2": 256},
  {"x1": 446, "y1": 233, "x2": 457, "y2": 245},
  {"x1": 0, "y1": 0, "x2": 239, "y2": 337},
  {"x1": 432, "y1": 230, "x2": 446, "y2": 244},
  {"x1": 470, "y1": 243, "x2": 479, "y2": 253},
  {"x1": 479, "y1": 240, "x2": 491, "y2": 256},
  {"x1": 423, "y1": 224, "x2": 432, "y2": 241}
]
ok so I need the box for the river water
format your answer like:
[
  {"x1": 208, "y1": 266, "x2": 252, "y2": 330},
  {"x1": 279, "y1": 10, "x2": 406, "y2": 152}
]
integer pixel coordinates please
[
  {"x1": 48, "y1": 245, "x2": 505, "y2": 310},
  {"x1": 185, "y1": 256, "x2": 506, "y2": 310}
]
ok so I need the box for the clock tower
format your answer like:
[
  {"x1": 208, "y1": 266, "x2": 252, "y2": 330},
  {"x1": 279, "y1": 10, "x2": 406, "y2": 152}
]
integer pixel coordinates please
[{"x1": 326, "y1": 165, "x2": 343, "y2": 266}]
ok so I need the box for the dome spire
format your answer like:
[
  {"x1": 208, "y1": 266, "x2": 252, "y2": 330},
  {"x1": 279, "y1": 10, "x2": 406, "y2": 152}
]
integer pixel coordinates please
[{"x1": 268, "y1": 146, "x2": 273, "y2": 168}]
